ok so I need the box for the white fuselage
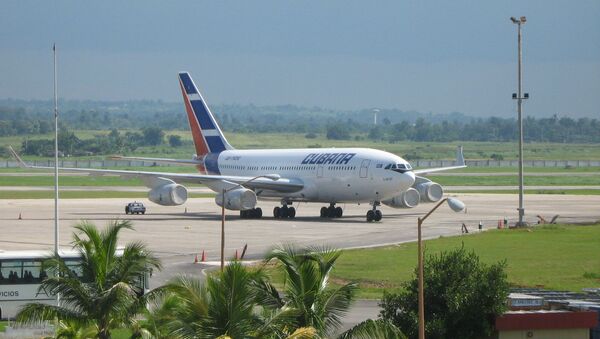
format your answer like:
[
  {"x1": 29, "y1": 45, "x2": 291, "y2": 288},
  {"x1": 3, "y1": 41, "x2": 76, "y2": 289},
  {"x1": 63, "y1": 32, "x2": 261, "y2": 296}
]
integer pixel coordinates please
[{"x1": 211, "y1": 147, "x2": 416, "y2": 204}]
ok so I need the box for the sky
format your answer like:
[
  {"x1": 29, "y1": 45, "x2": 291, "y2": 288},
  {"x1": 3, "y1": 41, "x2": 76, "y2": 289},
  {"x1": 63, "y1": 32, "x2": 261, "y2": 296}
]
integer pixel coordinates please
[{"x1": 1, "y1": 1, "x2": 599, "y2": 118}]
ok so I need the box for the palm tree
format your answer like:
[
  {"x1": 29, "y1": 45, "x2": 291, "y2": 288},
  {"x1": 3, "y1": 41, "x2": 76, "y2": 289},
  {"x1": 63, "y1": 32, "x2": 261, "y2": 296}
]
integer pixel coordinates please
[
  {"x1": 338, "y1": 319, "x2": 407, "y2": 339},
  {"x1": 52, "y1": 319, "x2": 96, "y2": 339},
  {"x1": 16, "y1": 220, "x2": 161, "y2": 339},
  {"x1": 264, "y1": 245, "x2": 358, "y2": 337},
  {"x1": 149, "y1": 262, "x2": 303, "y2": 339}
]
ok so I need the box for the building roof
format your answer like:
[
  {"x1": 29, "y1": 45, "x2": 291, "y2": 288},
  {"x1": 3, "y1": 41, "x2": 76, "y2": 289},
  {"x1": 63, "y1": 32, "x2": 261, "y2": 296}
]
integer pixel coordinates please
[{"x1": 496, "y1": 310, "x2": 598, "y2": 331}]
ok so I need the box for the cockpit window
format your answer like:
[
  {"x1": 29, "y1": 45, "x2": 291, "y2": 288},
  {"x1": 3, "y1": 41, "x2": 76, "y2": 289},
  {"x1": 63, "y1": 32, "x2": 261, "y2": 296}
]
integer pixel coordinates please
[{"x1": 385, "y1": 162, "x2": 412, "y2": 173}]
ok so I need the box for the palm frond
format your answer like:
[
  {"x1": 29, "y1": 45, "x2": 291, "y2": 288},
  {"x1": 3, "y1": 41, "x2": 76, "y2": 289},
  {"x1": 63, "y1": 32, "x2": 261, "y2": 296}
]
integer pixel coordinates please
[{"x1": 337, "y1": 319, "x2": 407, "y2": 339}]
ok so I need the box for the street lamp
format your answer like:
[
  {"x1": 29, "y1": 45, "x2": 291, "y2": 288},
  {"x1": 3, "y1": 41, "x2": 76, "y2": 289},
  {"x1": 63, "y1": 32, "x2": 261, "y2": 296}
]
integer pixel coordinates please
[
  {"x1": 220, "y1": 174, "x2": 280, "y2": 271},
  {"x1": 510, "y1": 16, "x2": 529, "y2": 227},
  {"x1": 417, "y1": 197, "x2": 466, "y2": 339}
]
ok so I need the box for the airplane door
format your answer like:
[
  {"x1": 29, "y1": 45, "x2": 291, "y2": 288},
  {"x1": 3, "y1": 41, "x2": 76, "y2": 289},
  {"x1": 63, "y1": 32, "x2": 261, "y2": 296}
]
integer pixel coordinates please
[
  {"x1": 317, "y1": 165, "x2": 324, "y2": 178},
  {"x1": 359, "y1": 159, "x2": 370, "y2": 178}
]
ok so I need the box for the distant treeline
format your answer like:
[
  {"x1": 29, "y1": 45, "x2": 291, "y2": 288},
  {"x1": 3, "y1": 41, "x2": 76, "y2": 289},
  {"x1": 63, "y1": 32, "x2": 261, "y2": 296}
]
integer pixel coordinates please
[
  {"x1": 1, "y1": 99, "x2": 599, "y2": 144},
  {"x1": 18, "y1": 127, "x2": 187, "y2": 157}
]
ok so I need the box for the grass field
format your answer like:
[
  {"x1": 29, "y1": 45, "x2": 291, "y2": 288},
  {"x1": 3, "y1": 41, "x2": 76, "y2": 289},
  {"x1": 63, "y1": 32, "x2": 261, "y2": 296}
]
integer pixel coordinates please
[
  {"x1": 427, "y1": 174, "x2": 600, "y2": 186},
  {"x1": 315, "y1": 224, "x2": 600, "y2": 299},
  {"x1": 448, "y1": 189, "x2": 600, "y2": 195},
  {"x1": 3, "y1": 131, "x2": 600, "y2": 160},
  {"x1": 1, "y1": 173, "x2": 597, "y2": 188}
]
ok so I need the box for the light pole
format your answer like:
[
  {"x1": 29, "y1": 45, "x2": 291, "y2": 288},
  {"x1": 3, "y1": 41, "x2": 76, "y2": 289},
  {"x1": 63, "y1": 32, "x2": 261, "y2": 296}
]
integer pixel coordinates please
[
  {"x1": 510, "y1": 16, "x2": 529, "y2": 227},
  {"x1": 220, "y1": 174, "x2": 280, "y2": 271},
  {"x1": 417, "y1": 197, "x2": 466, "y2": 339}
]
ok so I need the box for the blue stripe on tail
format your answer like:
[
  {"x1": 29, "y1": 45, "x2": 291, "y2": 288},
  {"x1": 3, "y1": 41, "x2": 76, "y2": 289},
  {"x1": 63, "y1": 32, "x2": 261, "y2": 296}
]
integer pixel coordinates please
[
  {"x1": 179, "y1": 73, "x2": 197, "y2": 94},
  {"x1": 190, "y1": 100, "x2": 217, "y2": 129},
  {"x1": 205, "y1": 136, "x2": 226, "y2": 153}
]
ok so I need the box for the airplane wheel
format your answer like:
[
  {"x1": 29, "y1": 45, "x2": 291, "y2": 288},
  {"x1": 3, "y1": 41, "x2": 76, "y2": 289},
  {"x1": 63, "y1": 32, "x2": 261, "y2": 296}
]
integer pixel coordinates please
[
  {"x1": 327, "y1": 206, "x2": 336, "y2": 218},
  {"x1": 273, "y1": 207, "x2": 281, "y2": 218},
  {"x1": 288, "y1": 207, "x2": 296, "y2": 218},
  {"x1": 366, "y1": 210, "x2": 375, "y2": 222},
  {"x1": 255, "y1": 207, "x2": 262, "y2": 218},
  {"x1": 320, "y1": 207, "x2": 328, "y2": 218},
  {"x1": 280, "y1": 206, "x2": 289, "y2": 218},
  {"x1": 374, "y1": 210, "x2": 382, "y2": 221},
  {"x1": 335, "y1": 207, "x2": 343, "y2": 218}
]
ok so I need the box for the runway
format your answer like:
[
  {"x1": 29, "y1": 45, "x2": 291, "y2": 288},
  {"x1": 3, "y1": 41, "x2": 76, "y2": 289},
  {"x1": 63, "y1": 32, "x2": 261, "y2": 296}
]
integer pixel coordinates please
[{"x1": 1, "y1": 194, "x2": 599, "y2": 287}]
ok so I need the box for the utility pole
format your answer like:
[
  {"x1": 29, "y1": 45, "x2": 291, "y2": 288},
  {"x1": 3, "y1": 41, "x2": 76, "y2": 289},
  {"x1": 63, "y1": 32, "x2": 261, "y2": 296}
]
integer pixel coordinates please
[{"x1": 510, "y1": 17, "x2": 529, "y2": 227}]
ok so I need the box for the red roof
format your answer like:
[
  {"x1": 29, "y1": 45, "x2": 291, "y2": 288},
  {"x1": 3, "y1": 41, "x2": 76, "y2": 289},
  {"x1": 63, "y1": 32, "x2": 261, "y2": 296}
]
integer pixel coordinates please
[{"x1": 496, "y1": 311, "x2": 598, "y2": 331}]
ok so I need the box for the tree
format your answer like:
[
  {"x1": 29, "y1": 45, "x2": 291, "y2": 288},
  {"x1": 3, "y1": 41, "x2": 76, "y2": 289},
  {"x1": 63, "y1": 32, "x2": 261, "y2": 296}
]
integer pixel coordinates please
[
  {"x1": 16, "y1": 220, "x2": 161, "y2": 339},
  {"x1": 265, "y1": 245, "x2": 358, "y2": 337},
  {"x1": 339, "y1": 319, "x2": 407, "y2": 339},
  {"x1": 326, "y1": 124, "x2": 351, "y2": 140},
  {"x1": 150, "y1": 262, "x2": 299, "y2": 339},
  {"x1": 380, "y1": 247, "x2": 509, "y2": 339},
  {"x1": 142, "y1": 127, "x2": 164, "y2": 146},
  {"x1": 168, "y1": 134, "x2": 183, "y2": 147}
]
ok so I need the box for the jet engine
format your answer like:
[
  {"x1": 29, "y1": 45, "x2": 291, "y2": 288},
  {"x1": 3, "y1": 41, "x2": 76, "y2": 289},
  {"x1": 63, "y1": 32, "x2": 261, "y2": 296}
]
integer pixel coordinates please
[
  {"x1": 414, "y1": 177, "x2": 443, "y2": 203},
  {"x1": 382, "y1": 188, "x2": 420, "y2": 209},
  {"x1": 148, "y1": 182, "x2": 188, "y2": 206},
  {"x1": 215, "y1": 187, "x2": 257, "y2": 211}
]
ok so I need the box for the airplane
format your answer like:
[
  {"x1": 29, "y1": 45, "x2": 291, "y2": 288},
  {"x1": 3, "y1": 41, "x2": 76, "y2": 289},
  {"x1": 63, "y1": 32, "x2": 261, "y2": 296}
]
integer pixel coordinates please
[{"x1": 9, "y1": 72, "x2": 466, "y2": 222}]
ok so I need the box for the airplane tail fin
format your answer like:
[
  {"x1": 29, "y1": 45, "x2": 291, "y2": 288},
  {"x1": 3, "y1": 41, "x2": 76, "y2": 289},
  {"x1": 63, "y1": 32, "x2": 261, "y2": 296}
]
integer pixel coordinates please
[{"x1": 178, "y1": 72, "x2": 234, "y2": 157}]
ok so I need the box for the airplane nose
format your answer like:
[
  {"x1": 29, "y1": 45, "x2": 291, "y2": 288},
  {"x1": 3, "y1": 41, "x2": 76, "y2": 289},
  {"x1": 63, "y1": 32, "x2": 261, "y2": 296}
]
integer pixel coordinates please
[{"x1": 401, "y1": 171, "x2": 416, "y2": 189}]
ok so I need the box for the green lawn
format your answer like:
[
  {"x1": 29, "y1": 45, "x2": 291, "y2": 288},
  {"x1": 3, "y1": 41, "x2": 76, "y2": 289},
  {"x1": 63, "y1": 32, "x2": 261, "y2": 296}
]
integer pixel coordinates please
[
  {"x1": 3, "y1": 131, "x2": 600, "y2": 160},
  {"x1": 323, "y1": 224, "x2": 600, "y2": 299},
  {"x1": 1, "y1": 173, "x2": 597, "y2": 188},
  {"x1": 448, "y1": 189, "x2": 600, "y2": 195},
  {"x1": 428, "y1": 175, "x2": 600, "y2": 186}
]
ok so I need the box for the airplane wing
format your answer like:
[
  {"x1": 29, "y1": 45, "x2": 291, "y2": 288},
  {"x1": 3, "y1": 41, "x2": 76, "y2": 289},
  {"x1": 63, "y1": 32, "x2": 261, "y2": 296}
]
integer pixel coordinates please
[
  {"x1": 8, "y1": 146, "x2": 303, "y2": 193},
  {"x1": 108, "y1": 155, "x2": 202, "y2": 166},
  {"x1": 412, "y1": 146, "x2": 466, "y2": 175}
]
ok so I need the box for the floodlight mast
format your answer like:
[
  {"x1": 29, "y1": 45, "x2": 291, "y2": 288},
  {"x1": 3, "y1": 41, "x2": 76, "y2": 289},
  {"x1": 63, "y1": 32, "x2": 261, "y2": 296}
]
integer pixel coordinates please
[
  {"x1": 510, "y1": 16, "x2": 528, "y2": 227},
  {"x1": 53, "y1": 43, "x2": 60, "y2": 308},
  {"x1": 53, "y1": 43, "x2": 60, "y2": 253}
]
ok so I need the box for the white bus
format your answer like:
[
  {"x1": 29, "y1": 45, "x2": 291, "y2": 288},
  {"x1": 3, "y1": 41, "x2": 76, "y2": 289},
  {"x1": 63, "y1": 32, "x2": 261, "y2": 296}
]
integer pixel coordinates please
[{"x1": 0, "y1": 249, "x2": 150, "y2": 320}]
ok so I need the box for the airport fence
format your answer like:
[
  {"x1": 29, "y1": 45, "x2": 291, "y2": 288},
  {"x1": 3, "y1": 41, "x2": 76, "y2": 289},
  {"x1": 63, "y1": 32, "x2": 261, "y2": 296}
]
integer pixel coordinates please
[{"x1": 1, "y1": 159, "x2": 600, "y2": 168}]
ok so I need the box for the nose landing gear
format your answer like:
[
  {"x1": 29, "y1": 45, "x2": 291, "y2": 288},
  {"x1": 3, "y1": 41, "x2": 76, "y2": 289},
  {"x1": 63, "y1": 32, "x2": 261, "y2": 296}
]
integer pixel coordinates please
[
  {"x1": 366, "y1": 202, "x2": 382, "y2": 222},
  {"x1": 320, "y1": 203, "x2": 343, "y2": 218}
]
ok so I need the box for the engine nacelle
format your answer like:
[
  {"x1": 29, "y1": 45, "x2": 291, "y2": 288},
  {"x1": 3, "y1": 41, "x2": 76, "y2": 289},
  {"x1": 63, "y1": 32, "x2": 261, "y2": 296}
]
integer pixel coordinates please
[
  {"x1": 148, "y1": 183, "x2": 188, "y2": 206},
  {"x1": 215, "y1": 187, "x2": 257, "y2": 211},
  {"x1": 382, "y1": 188, "x2": 420, "y2": 209},
  {"x1": 415, "y1": 181, "x2": 443, "y2": 203}
]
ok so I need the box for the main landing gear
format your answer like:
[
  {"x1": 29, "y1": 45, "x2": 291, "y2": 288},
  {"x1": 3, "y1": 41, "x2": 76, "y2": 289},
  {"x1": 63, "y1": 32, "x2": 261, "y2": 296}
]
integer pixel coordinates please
[
  {"x1": 320, "y1": 203, "x2": 343, "y2": 218},
  {"x1": 273, "y1": 204, "x2": 296, "y2": 219},
  {"x1": 366, "y1": 202, "x2": 382, "y2": 222},
  {"x1": 240, "y1": 208, "x2": 262, "y2": 219}
]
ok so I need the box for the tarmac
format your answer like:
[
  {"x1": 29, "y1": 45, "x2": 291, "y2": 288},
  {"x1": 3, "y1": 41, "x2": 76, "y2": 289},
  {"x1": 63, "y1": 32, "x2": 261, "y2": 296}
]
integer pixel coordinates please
[
  {"x1": 1, "y1": 193, "x2": 599, "y2": 331},
  {"x1": 1, "y1": 194, "x2": 599, "y2": 288}
]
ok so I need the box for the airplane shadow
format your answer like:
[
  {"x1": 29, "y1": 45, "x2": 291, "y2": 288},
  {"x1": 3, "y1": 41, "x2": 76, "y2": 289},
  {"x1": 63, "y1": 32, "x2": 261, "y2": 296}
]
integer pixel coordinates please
[{"x1": 43, "y1": 211, "x2": 425, "y2": 224}]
